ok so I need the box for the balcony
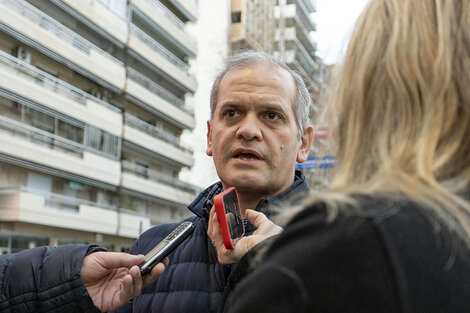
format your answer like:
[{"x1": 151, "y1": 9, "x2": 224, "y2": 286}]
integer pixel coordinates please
[
  {"x1": 0, "y1": 187, "x2": 150, "y2": 239},
  {"x1": 120, "y1": 160, "x2": 198, "y2": 206},
  {"x1": 291, "y1": 58, "x2": 319, "y2": 93},
  {"x1": 127, "y1": 24, "x2": 197, "y2": 92},
  {"x1": 0, "y1": 50, "x2": 122, "y2": 137},
  {"x1": 168, "y1": 0, "x2": 198, "y2": 21},
  {"x1": 295, "y1": 43, "x2": 318, "y2": 74},
  {"x1": 277, "y1": 38, "x2": 318, "y2": 74},
  {"x1": 290, "y1": 0, "x2": 316, "y2": 14},
  {"x1": 130, "y1": 0, "x2": 196, "y2": 56},
  {"x1": 0, "y1": 116, "x2": 121, "y2": 186},
  {"x1": 125, "y1": 68, "x2": 194, "y2": 129},
  {"x1": 275, "y1": 25, "x2": 316, "y2": 64},
  {"x1": 275, "y1": 3, "x2": 315, "y2": 36},
  {"x1": 0, "y1": 0, "x2": 126, "y2": 91},
  {"x1": 51, "y1": 0, "x2": 129, "y2": 46},
  {"x1": 123, "y1": 113, "x2": 194, "y2": 167},
  {"x1": 286, "y1": 0, "x2": 316, "y2": 32}
]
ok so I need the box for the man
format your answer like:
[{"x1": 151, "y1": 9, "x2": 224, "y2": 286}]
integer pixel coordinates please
[
  {"x1": 0, "y1": 244, "x2": 166, "y2": 312},
  {"x1": 112, "y1": 51, "x2": 314, "y2": 313}
]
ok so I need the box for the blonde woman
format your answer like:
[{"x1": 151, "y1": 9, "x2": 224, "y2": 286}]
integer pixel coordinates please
[{"x1": 210, "y1": 0, "x2": 470, "y2": 311}]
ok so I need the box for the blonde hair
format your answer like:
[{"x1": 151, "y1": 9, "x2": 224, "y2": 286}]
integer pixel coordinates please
[{"x1": 298, "y1": 0, "x2": 470, "y2": 243}]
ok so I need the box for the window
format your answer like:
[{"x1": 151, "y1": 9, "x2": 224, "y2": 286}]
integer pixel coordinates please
[
  {"x1": 0, "y1": 98, "x2": 22, "y2": 121},
  {"x1": 58, "y1": 238, "x2": 88, "y2": 246},
  {"x1": 85, "y1": 125, "x2": 119, "y2": 158},
  {"x1": 27, "y1": 172, "x2": 52, "y2": 193},
  {"x1": 57, "y1": 120, "x2": 84, "y2": 144},
  {"x1": 26, "y1": 107, "x2": 55, "y2": 133},
  {"x1": 231, "y1": 11, "x2": 242, "y2": 23},
  {"x1": 10, "y1": 234, "x2": 49, "y2": 253},
  {"x1": 136, "y1": 161, "x2": 149, "y2": 178}
]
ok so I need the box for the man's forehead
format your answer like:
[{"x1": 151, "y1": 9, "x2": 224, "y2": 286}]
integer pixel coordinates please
[
  {"x1": 223, "y1": 63, "x2": 292, "y2": 81},
  {"x1": 219, "y1": 63, "x2": 296, "y2": 99}
]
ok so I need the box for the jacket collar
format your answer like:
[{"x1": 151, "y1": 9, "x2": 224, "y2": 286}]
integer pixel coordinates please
[{"x1": 187, "y1": 170, "x2": 310, "y2": 220}]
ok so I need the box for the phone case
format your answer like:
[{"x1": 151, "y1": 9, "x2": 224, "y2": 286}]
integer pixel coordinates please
[{"x1": 213, "y1": 187, "x2": 244, "y2": 249}]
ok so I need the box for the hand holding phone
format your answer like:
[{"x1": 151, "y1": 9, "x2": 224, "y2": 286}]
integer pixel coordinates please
[
  {"x1": 213, "y1": 187, "x2": 245, "y2": 250},
  {"x1": 140, "y1": 221, "x2": 194, "y2": 275}
]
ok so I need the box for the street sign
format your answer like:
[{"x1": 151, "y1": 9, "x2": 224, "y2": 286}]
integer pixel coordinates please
[{"x1": 295, "y1": 156, "x2": 335, "y2": 169}]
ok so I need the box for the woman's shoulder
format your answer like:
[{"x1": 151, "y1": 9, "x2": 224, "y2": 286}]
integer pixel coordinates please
[
  {"x1": 271, "y1": 193, "x2": 468, "y2": 267},
  {"x1": 256, "y1": 194, "x2": 470, "y2": 312},
  {"x1": 285, "y1": 193, "x2": 432, "y2": 232}
]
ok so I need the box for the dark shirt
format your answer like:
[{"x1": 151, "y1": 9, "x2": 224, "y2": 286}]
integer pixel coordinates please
[{"x1": 225, "y1": 195, "x2": 470, "y2": 313}]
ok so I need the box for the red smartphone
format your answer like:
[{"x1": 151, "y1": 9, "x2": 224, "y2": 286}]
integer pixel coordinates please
[{"x1": 213, "y1": 187, "x2": 245, "y2": 249}]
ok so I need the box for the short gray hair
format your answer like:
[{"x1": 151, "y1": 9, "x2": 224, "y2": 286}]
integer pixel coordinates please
[{"x1": 209, "y1": 51, "x2": 312, "y2": 139}]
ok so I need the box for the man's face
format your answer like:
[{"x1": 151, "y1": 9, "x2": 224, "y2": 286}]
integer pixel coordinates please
[{"x1": 206, "y1": 63, "x2": 312, "y2": 198}]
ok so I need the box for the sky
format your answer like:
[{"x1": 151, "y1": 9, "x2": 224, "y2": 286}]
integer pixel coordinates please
[{"x1": 311, "y1": 0, "x2": 370, "y2": 64}]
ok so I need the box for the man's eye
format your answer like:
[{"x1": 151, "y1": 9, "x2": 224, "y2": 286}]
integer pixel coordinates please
[
  {"x1": 225, "y1": 110, "x2": 238, "y2": 118},
  {"x1": 267, "y1": 112, "x2": 280, "y2": 120}
]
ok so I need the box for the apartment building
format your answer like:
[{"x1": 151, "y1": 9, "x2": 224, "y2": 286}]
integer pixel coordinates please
[
  {"x1": 0, "y1": 0, "x2": 199, "y2": 254},
  {"x1": 230, "y1": 0, "x2": 276, "y2": 52},
  {"x1": 274, "y1": 0, "x2": 318, "y2": 94},
  {"x1": 229, "y1": 0, "x2": 318, "y2": 93}
]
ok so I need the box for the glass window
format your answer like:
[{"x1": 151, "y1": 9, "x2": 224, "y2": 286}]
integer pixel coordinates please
[
  {"x1": 96, "y1": 242, "x2": 115, "y2": 251},
  {"x1": 57, "y1": 238, "x2": 89, "y2": 246},
  {"x1": 11, "y1": 235, "x2": 49, "y2": 253},
  {"x1": 231, "y1": 12, "x2": 242, "y2": 23},
  {"x1": 120, "y1": 194, "x2": 146, "y2": 213},
  {"x1": 85, "y1": 125, "x2": 119, "y2": 158},
  {"x1": 136, "y1": 161, "x2": 149, "y2": 178},
  {"x1": 25, "y1": 107, "x2": 55, "y2": 133},
  {"x1": 0, "y1": 98, "x2": 22, "y2": 121},
  {"x1": 0, "y1": 235, "x2": 8, "y2": 248},
  {"x1": 57, "y1": 120, "x2": 84, "y2": 144}
]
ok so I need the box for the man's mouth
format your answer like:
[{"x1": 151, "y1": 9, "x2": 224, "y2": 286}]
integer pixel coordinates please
[{"x1": 235, "y1": 153, "x2": 260, "y2": 161}]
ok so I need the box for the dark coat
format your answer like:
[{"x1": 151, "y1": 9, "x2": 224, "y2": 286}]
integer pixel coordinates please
[
  {"x1": 224, "y1": 195, "x2": 470, "y2": 313},
  {"x1": 112, "y1": 170, "x2": 310, "y2": 313},
  {"x1": 0, "y1": 244, "x2": 104, "y2": 312}
]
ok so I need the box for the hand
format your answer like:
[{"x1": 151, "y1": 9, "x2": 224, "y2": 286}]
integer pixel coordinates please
[
  {"x1": 81, "y1": 251, "x2": 168, "y2": 311},
  {"x1": 208, "y1": 208, "x2": 283, "y2": 264}
]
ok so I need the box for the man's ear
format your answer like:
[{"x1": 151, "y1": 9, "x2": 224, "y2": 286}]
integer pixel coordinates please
[
  {"x1": 206, "y1": 120, "x2": 213, "y2": 157},
  {"x1": 296, "y1": 125, "x2": 314, "y2": 163}
]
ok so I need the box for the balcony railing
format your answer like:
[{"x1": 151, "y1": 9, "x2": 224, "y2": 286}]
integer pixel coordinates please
[
  {"x1": 127, "y1": 67, "x2": 192, "y2": 113},
  {"x1": 124, "y1": 113, "x2": 192, "y2": 153},
  {"x1": 295, "y1": 0, "x2": 315, "y2": 32},
  {"x1": 294, "y1": 38, "x2": 317, "y2": 72},
  {"x1": 0, "y1": 115, "x2": 84, "y2": 157},
  {"x1": 293, "y1": 15, "x2": 313, "y2": 42},
  {"x1": 145, "y1": 0, "x2": 186, "y2": 30},
  {"x1": 0, "y1": 113, "x2": 122, "y2": 160},
  {"x1": 0, "y1": 50, "x2": 120, "y2": 112},
  {"x1": 121, "y1": 160, "x2": 199, "y2": 194},
  {"x1": 2, "y1": 0, "x2": 124, "y2": 66},
  {"x1": 291, "y1": 59, "x2": 320, "y2": 94},
  {"x1": 0, "y1": 186, "x2": 147, "y2": 217},
  {"x1": 130, "y1": 24, "x2": 190, "y2": 73}
]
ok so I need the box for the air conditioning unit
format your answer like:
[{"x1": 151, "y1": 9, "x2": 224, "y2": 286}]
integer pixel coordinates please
[{"x1": 16, "y1": 46, "x2": 31, "y2": 63}]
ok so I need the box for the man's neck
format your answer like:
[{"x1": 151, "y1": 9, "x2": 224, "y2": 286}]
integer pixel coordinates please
[{"x1": 237, "y1": 195, "x2": 263, "y2": 214}]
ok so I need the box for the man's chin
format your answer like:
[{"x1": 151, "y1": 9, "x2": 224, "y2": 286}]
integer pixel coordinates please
[{"x1": 225, "y1": 175, "x2": 268, "y2": 193}]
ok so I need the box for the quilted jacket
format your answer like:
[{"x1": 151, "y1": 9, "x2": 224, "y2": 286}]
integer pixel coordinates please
[
  {"x1": 0, "y1": 244, "x2": 104, "y2": 312},
  {"x1": 112, "y1": 170, "x2": 310, "y2": 313}
]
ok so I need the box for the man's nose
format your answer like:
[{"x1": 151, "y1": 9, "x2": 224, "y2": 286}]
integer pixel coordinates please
[{"x1": 235, "y1": 113, "x2": 262, "y2": 141}]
